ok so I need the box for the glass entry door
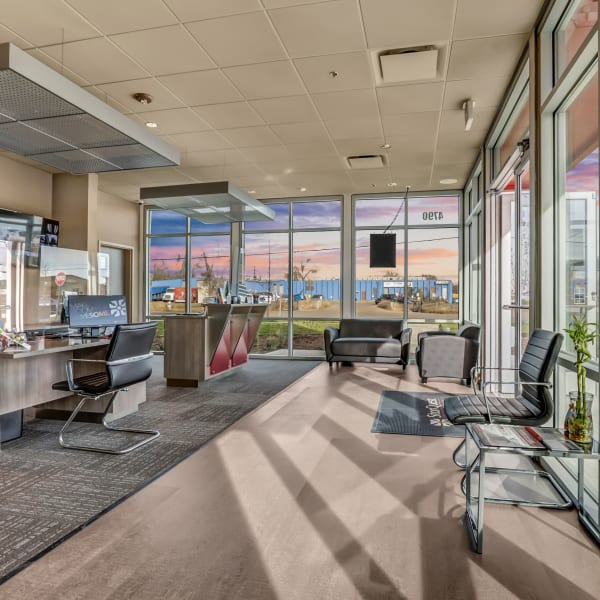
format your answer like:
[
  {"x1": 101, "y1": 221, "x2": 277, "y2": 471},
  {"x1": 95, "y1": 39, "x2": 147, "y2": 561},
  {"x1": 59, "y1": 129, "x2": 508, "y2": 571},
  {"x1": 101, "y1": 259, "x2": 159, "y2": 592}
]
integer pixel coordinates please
[{"x1": 498, "y1": 161, "x2": 531, "y2": 369}]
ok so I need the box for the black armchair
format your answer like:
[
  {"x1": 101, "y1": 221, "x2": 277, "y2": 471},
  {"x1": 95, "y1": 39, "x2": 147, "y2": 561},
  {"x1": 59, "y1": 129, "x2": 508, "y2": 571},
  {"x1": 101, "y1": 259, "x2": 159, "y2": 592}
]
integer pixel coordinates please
[
  {"x1": 444, "y1": 328, "x2": 563, "y2": 467},
  {"x1": 52, "y1": 322, "x2": 159, "y2": 454},
  {"x1": 415, "y1": 324, "x2": 480, "y2": 385}
]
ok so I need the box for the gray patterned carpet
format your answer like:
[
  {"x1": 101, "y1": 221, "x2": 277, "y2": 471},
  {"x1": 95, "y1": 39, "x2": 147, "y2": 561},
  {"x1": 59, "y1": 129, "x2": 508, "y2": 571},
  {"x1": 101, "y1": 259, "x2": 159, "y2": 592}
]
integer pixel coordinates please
[{"x1": 0, "y1": 357, "x2": 320, "y2": 584}]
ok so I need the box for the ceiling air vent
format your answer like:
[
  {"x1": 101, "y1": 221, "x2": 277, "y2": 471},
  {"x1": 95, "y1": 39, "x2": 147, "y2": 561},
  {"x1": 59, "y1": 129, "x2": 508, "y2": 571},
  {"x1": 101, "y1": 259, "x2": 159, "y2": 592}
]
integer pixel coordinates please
[
  {"x1": 347, "y1": 155, "x2": 385, "y2": 169},
  {"x1": 379, "y1": 45, "x2": 438, "y2": 84}
]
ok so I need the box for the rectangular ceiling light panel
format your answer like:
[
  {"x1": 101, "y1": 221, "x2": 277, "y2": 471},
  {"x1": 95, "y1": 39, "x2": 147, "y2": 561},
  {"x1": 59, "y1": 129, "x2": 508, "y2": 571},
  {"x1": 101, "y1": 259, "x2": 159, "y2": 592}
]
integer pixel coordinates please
[
  {"x1": 140, "y1": 181, "x2": 276, "y2": 224},
  {"x1": 0, "y1": 43, "x2": 179, "y2": 173}
]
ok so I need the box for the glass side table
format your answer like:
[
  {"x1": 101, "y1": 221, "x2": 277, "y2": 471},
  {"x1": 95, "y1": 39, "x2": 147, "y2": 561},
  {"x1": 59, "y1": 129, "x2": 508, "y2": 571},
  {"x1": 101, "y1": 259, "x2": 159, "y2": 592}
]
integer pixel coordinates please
[{"x1": 464, "y1": 423, "x2": 600, "y2": 553}]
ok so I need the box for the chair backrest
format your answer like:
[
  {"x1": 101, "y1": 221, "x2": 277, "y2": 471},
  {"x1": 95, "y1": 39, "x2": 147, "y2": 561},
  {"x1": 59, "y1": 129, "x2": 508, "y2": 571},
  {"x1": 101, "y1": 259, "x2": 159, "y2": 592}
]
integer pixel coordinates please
[
  {"x1": 339, "y1": 318, "x2": 404, "y2": 339},
  {"x1": 518, "y1": 329, "x2": 563, "y2": 418},
  {"x1": 457, "y1": 324, "x2": 480, "y2": 341},
  {"x1": 105, "y1": 322, "x2": 158, "y2": 389}
]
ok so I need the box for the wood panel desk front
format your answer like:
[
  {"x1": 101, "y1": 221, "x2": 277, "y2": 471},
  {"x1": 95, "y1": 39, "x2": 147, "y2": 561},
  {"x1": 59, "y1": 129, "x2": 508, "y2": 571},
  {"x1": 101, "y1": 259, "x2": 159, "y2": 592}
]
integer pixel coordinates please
[{"x1": 0, "y1": 337, "x2": 145, "y2": 419}]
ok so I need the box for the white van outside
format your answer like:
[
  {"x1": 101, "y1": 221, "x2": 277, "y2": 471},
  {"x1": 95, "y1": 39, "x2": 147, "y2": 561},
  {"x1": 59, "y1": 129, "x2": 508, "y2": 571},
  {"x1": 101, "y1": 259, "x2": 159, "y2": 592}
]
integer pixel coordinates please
[{"x1": 162, "y1": 287, "x2": 175, "y2": 301}]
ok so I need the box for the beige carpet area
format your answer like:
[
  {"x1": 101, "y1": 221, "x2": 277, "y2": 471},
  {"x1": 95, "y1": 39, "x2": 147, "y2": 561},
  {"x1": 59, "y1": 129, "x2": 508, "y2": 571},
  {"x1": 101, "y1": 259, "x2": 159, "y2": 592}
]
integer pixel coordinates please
[{"x1": 1, "y1": 361, "x2": 599, "y2": 600}]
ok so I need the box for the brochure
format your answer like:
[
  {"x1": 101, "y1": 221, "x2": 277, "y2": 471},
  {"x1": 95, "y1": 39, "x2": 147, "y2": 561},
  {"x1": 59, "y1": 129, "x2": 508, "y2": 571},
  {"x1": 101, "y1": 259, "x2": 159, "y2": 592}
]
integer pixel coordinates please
[{"x1": 471, "y1": 424, "x2": 544, "y2": 449}]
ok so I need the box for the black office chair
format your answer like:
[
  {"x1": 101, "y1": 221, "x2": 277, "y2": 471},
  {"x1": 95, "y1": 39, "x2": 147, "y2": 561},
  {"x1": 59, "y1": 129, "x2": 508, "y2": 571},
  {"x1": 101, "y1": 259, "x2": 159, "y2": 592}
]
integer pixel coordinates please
[
  {"x1": 52, "y1": 322, "x2": 159, "y2": 454},
  {"x1": 444, "y1": 328, "x2": 563, "y2": 468}
]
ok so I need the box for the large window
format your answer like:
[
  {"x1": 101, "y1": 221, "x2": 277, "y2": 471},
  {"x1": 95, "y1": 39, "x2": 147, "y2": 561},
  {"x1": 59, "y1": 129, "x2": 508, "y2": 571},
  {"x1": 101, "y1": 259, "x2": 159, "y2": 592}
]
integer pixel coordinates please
[
  {"x1": 244, "y1": 198, "x2": 342, "y2": 357},
  {"x1": 354, "y1": 193, "x2": 460, "y2": 349}
]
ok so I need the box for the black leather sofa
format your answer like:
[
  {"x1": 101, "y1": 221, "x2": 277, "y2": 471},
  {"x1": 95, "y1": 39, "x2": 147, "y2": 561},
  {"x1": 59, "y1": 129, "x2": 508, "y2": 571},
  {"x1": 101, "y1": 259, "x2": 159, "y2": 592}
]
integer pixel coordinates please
[{"x1": 324, "y1": 319, "x2": 411, "y2": 368}]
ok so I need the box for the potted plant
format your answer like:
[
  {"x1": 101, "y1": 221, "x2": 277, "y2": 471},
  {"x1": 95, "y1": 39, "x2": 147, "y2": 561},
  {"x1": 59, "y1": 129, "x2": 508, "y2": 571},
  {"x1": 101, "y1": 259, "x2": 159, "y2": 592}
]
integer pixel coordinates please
[{"x1": 564, "y1": 314, "x2": 598, "y2": 443}]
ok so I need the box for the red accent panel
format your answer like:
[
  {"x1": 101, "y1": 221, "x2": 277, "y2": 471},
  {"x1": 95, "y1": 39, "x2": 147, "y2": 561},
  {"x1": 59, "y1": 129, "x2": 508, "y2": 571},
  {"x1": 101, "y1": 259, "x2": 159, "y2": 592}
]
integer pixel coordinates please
[
  {"x1": 210, "y1": 322, "x2": 231, "y2": 375},
  {"x1": 232, "y1": 326, "x2": 249, "y2": 367}
]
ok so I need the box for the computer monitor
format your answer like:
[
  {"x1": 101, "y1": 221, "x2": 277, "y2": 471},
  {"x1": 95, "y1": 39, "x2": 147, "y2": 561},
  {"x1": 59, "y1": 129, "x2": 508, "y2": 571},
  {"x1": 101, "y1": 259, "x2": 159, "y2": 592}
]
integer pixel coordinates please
[{"x1": 67, "y1": 294, "x2": 128, "y2": 336}]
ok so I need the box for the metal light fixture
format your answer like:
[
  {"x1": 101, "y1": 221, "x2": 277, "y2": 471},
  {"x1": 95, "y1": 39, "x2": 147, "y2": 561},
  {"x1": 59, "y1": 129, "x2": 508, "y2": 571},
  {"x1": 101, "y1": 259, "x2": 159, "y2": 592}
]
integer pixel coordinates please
[
  {"x1": 0, "y1": 43, "x2": 179, "y2": 173},
  {"x1": 140, "y1": 181, "x2": 276, "y2": 224}
]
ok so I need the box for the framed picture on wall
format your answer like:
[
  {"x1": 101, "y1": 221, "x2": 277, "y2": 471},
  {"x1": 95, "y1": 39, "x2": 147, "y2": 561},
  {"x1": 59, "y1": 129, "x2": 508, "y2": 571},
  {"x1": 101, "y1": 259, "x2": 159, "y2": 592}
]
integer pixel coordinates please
[{"x1": 40, "y1": 218, "x2": 59, "y2": 247}]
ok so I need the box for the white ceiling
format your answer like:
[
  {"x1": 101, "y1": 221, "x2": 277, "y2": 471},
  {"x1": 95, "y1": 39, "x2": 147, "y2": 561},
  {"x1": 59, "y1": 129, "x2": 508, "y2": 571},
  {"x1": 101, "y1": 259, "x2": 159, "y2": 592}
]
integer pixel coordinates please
[{"x1": 0, "y1": 0, "x2": 545, "y2": 201}]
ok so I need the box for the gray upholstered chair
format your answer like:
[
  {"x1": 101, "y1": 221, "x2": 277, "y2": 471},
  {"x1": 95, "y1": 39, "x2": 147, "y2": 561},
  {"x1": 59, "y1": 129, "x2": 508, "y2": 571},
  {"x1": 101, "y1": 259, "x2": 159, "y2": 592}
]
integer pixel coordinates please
[{"x1": 415, "y1": 324, "x2": 480, "y2": 385}]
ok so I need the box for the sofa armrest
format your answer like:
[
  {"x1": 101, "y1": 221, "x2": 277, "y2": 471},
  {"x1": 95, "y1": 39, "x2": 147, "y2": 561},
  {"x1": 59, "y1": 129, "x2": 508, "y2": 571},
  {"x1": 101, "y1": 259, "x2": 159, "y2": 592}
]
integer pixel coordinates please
[
  {"x1": 400, "y1": 327, "x2": 412, "y2": 365},
  {"x1": 324, "y1": 326, "x2": 340, "y2": 362}
]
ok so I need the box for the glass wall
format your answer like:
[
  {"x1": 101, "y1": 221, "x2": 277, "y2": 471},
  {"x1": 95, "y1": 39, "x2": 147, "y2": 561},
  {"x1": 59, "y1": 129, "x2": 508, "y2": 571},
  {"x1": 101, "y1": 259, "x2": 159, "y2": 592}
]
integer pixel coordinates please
[
  {"x1": 243, "y1": 197, "x2": 342, "y2": 357},
  {"x1": 354, "y1": 193, "x2": 460, "y2": 349}
]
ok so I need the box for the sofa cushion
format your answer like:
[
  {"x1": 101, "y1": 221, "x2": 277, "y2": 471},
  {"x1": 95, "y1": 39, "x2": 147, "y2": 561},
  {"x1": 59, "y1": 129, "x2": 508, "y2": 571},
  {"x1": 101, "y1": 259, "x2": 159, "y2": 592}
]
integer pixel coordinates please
[
  {"x1": 338, "y1": 319, "x2": 404, "y2": 339},
  {"x1": 332, "y1": 337, "x2": 402, "y2": 358}
]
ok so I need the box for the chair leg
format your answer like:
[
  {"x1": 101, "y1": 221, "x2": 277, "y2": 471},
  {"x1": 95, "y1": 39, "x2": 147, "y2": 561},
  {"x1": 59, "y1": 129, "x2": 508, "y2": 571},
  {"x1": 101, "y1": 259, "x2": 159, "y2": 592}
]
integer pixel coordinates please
[
  {"x1": 59, "y1": 391, "x2": 160, "y2": 455},
  {"x1": 452, "y1": 438, "x2": 467, "y2": 468}
]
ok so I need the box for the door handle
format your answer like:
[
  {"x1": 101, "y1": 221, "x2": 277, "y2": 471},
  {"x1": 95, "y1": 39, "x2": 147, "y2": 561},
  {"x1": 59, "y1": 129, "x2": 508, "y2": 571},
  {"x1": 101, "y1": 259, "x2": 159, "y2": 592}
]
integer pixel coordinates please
[{"x1": 502, "y1": 304, "x2": 530, "y2": 310}]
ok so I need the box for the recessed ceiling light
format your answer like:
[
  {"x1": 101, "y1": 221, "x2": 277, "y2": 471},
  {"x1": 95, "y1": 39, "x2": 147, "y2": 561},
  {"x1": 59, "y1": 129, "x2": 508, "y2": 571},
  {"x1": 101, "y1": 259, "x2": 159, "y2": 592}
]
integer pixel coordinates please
[
  {"x1": 440, "y1": 178, "x2": 458, "y2": 185},
  {"x1": 380, "y1": 143, "x2": 391, "y2": 149},
  {"x1": 145, "y1": 122, "x2": 158, "y2": 128},
  {"x1": 387, "y1": 182, "x2": 398, "y2": 187},
  {"x1": 284, "y1": 167, "x2": 293, "y2": 175},
  {"x1": 248, "y1": 190, "x2": 256, "y2": 194},
  {"x1": 299, "y1": 187, "x2": 307, "y2": 192}
]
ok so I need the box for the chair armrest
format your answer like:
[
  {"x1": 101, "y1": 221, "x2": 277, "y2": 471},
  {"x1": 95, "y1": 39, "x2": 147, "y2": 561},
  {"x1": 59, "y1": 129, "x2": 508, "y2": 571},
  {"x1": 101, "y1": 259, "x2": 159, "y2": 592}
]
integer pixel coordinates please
[{"x1": 400, "y1": 328, "x2": 412, "y2": 364}]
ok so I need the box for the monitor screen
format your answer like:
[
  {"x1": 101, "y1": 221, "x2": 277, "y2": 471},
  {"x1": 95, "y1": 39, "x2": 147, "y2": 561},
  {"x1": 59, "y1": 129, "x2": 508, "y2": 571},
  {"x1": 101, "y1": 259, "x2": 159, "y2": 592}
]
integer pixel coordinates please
[{"x1": 67, "y1": 295, "x2": 128, "y2": 329}]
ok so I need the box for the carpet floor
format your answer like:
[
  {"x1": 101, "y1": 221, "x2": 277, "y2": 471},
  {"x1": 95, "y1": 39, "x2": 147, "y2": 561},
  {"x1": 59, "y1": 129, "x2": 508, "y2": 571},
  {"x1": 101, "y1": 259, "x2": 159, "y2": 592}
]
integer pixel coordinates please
[
  {"x1": 372, "y1": 390, "x2": 466, "y2": 437},
  {"x1": 0, "y1": 357, "x2": 319, "y2": 583}
]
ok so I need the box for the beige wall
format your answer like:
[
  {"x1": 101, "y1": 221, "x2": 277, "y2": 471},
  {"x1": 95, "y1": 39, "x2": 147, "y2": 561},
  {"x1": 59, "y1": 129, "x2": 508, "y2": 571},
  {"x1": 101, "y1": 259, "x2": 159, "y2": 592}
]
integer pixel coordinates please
[{"x1": 0, "y1": 154, "x2": 53, "y2": 215}]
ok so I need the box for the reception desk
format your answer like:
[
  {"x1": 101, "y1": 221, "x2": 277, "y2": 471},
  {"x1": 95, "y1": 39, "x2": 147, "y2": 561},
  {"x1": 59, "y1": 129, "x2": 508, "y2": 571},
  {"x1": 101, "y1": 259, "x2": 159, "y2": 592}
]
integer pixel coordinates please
[
  {"x1": 164, "y1": 304, "x2": 266, "y2": 386},
  {"x1": 0, "y1": 336, "x2": 146, "y2": 421}
]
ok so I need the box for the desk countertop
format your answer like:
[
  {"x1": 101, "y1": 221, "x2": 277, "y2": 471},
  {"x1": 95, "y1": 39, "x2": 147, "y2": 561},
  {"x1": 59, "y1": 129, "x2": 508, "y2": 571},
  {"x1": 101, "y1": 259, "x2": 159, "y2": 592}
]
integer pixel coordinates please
[{"x1": 0, "y1": 337, "x2": 109, "y2": 359}]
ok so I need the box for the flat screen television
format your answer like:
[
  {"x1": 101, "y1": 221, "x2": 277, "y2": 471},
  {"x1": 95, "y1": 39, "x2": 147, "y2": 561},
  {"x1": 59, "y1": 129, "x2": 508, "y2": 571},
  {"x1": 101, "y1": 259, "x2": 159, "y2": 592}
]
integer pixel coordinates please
[{"x1": 67, "y1": 294, "x2": 128, "y2": 336}]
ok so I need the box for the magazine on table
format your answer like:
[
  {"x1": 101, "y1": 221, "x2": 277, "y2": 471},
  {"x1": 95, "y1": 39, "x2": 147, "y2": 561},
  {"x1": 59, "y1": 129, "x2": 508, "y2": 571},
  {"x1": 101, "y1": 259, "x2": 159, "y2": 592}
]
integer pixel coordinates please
[{"x1": 471, "y1": 424, "x2": 544, "y2": 449}]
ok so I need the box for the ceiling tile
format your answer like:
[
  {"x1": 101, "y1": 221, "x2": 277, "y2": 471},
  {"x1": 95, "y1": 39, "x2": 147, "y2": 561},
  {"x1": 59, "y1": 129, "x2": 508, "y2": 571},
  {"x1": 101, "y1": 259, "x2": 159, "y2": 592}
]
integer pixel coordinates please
[
  {"x1": 223, "y1": 61, "x2": 305, "y2": 99},
  {"x1": 261, "y1": 156, "x2": 344, "y2": 176},
  {"x1": 164, "y1": 0, "x2": 262, "y2": 20},
  {"x1": 179, "y1": 150, "x2": 226, "y2": 167},
  {"x1": 0, "y1": 24, "x2": 32, "y2": 49},
  {"x1": 443, "y1": 77, "x2": 510, "y2": 110},
  {"x1": 385, "y1": 134, "x2": 436, "y2": 154},
  {"x1": 166, "y1": 131, "x2": 233, "y2": 152},
  {"x1": 27, "y1": 49, "x2": 91, "y2": 87},
  {"x1": 269, "y1": 0, "x2": 365, "y2": 58},
  {"x1": 285, "y1": 141, "x2": 339, "y2": 158},
  {"x1": 224, "y1": 163, "x2": 266, "y2": 178},
  {"x1": 360, "y1": 0, "x2": 455, "y2": 48},
  {"x1": 455, "y1": 0, "x2": 544, "y2": 39},
  {"x1": 447, "y1": 35, "x2": 529, "y2": 81},
  {"x1": 295, "y1": 52, "x2": 373, "y2": 93},
  {"x1": 312, "y1": 89, "x2": 378, "y2": 121},
  {"x1": 159, "y1": 70, "x2": 243, "y2": 105},
  {"x1": 241, "y1": 145, "x2": 291, "y2": 162},
  {"x1": 193, "y1": 102, "x2": 264, "y2": 129},
  {"x1": 431, "y1": 161, "x2": 473, "y2": 183},
  {"x1": 263, "y1": 0, "x2": 334, "y2": 7},
  {"x1": 271, "y1": 122, "x2": 330, "y2": 144},
  {"x1": 382, "y1": 112, "x2": 438, "y2": 137},
  {"x1": 435, "y1": 143, "x2": 480, "y2": 165},
  {"x1": 0, "y1": 0, "x2": 99, "y2": 45},
  {"x1": 334, "y1": 137, "x2": 387, "y2": 156},
  {"x1": 377, "y1": 82, "x2": 444, "y2": 115},
  {"x1": 220, "y1": 126, "x2": 281, "y2": 147},
  {"x1": 42, "y1": 38, "x2": 147, "y2": 84},
  {"x1": 66, "y1": 0, "x2": 178, "y2": 35},
  {"x1": 325, "y1": 116, "x2": 382, "y2": 140},
  {"x1": 131, "y1": 108, "x2": 210, "y2": 135},
  {"x1": 249, "y1": 96, "x2": 319, "y2": 124},
  {"x1": 96, "y1": 78, "x2": 184, "y2": 112},
  {"x1": 186, "y1": 12, "x2": 286, "y2": 67},
  {"x1": 110, "y1": 26, "x2": 215, "y2": 76}
]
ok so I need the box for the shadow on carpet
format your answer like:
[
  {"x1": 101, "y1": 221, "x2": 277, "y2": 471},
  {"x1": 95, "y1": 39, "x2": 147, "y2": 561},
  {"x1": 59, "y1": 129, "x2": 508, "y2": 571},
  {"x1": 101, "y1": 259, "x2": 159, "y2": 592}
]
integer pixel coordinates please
[
  {"x1": 372, "y1": 391, "x2": 466, "y2": 437},
  {"x1": 0, "y1": 357, "x2": 320, "y2": 584}
]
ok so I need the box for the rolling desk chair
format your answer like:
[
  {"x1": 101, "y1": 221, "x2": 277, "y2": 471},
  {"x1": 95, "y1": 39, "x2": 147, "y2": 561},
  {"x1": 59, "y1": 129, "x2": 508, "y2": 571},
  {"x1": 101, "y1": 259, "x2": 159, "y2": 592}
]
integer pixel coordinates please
[{"x1": 52, "y1": 321, "x2": 159, "y2": 454}]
